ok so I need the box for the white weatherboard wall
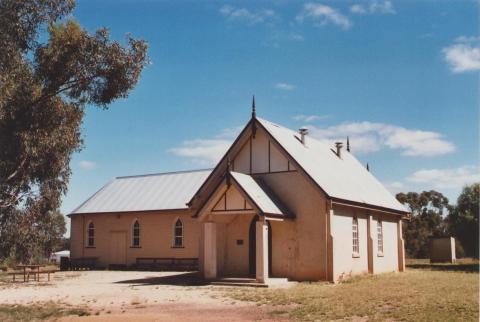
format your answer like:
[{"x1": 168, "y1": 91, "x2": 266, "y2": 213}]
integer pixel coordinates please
[
  {"x1": 373, "y1": 217, "x2": 399, "y2": 273},
  {"x1": 332, "y1": 209, "x2": 368, "y2": 280}
]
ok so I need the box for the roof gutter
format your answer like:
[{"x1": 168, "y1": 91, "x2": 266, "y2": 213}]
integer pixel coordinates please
[{"x1": 330, "y1": 197, "x2": 410, "y2": 218}]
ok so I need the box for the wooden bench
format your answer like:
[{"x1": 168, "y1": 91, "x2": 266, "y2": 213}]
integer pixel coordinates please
[
  {"x1": 7, "y1": 269, "x2": 57, "y2": 282},
  {"x1": 135, "y1": 257, "x2": 198, "y2": 271},
  {"x1": 7, "y1": 271, "x2": 24, "y2": 282},
  {"x1": 29, "y1": 269, "x2": 58, "y2": 281},
  {"x1": 70, "y1": 257, "x2": 98, "y2": 270}
]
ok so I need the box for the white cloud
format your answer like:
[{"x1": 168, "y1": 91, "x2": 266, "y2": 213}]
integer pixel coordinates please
[
  {"x1": 350, "y1": 4, "x2": 367, "y2": 14},
  {"x1": 407, "y1": 165, "x2": 480, "y2": 189},
  {"x1": 383, "y1": 181, "x2": 405, "y2": 195},
  {"x1": 274, "y1": 82, "x2": 296, "y2": 91},
  {"x1": 296, "y1": 3, "x2": 352, "y2": 30},
  {"x1": 306, "y1": 121, "x2": 455, "y2": 156},
  {"x1": 455, "y1": 35, "x2": 480, "y2": 43},
  {"x1": 79, "y1": 160, "x2": 97, "y2": 170},
  {"x1": 216, "y1": 126, "x2": 243, "y2": 139},
  {"x1": 289, "y1": 33, "x2": 305, "y2": 41},
  {"x1": 220, "y1": 5, "x2": 277, "y2": 25},
  {"x1": 293, "y1": 114, "x2": 330, "y2": 122},
  {"x1": 169, "y1": 139, "x2": 231, "y2": 166},
  {"x1": 350, "y1": 1, "x2": 396, "y2": 15},
  {"x1": 442, "y1": 36, "x2": 480, "y2": 73},
  {"x1": 169, "y1": 126, "x2": 243, "y2": 166}
]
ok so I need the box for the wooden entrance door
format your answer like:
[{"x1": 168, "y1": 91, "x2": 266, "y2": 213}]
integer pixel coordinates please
[{"x1": 109, "y1": 231, "x2": 127, "y2": 265}]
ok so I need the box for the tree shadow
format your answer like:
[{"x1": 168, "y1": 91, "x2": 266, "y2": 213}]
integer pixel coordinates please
[
  {"x1": 407, "y1": 263, "x2": 479, "y2": 273},
  {"x1": 114, "y1": 271, "x2": 208, "y2": 286}
]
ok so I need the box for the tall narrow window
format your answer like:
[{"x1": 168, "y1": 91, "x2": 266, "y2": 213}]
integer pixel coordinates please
[
  {"x1": 174, "y1": 219, "x2": 183, "y2": 247},
  {"x1": 87, "y1": 222, "x2": 95, "y2": 247},
  {"x1": 377, "y1": 220, "x2": 384, "y2": 254},
  {"x1": 352, "y1": 217, "x2": 359, "y2": 255},
  {"x1": 132, "y1": 220, "x2": 140, "y2": 247}
]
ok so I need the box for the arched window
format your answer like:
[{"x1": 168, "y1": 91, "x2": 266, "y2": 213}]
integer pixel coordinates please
[
  {"x1": 352, "y1": 217, "x2": 359, "y2": 255},
  {"x1": 87, "y1": 221, "x2": 95, "y2": 247},
  {"x1": 173, "y1": 219, "x2": 183, "y2": 247},
  {"x1": 377, "y1": 220, "x2": 384, "y2": 254},
  {"x1": 132, "y1": 220, "x2": 140, "y2": 247}
]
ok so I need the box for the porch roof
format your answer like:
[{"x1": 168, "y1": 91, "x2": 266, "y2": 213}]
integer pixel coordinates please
[{"x1": 229, "y1": 171, "x2": 292, "y2": 218}]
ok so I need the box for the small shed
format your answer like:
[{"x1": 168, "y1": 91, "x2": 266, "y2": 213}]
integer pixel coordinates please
[
  {"x1": 50, "y1": 250, "x2": 70, "y2": 264},
  {"x1": 429, "y1": 237, "x2": 456, "y2": 263}
]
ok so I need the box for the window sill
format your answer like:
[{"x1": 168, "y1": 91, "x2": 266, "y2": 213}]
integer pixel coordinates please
[
  {"x1": 85, "y1": 246, "x2": 96, "y2": 249},
  {"x1": 171, "y1": 246, "x2": 185, "y2": 249},
  {"x1": 377, "y1": 252, "x2": 384, "y2": 257},
  {"x1": 130, "y1": 246, "x2": 141, "y2": 249},
  {"x1": 352, "y1": 253, "x2": 360, "y2": 258}
]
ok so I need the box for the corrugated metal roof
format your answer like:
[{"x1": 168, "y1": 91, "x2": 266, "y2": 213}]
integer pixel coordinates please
[
  {"x1": 257, "y1": 117, "x2": 408, "y2": 213},
  {"x1": 70, "y1": 169, "x2": 212, "y2": 214},
  {"x1": 230, "y1": 171, "x2": 285, "y2": 216}
]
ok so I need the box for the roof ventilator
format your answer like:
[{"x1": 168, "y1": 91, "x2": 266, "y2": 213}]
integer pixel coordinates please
[
  {"x1": 299, "y1": 127, "x2": 309, "y2": 145},
  {"x1": 335, "y1": 142, "x2": 343, "y2": 158}
]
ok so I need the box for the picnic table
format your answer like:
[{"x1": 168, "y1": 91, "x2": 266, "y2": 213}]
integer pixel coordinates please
[{"x1": 15, "y1": 264, "x2": 43, "y2": 282}]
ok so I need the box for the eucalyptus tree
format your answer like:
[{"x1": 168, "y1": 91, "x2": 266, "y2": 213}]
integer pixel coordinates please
[{"x1": 0, "y1": 0, "x2": 148, "y2": 261}]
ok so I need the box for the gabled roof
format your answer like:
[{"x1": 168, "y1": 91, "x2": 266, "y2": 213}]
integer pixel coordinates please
[
  {"x1": 256, "y1": 117, "x2": 408, "y2": 213},
  {"x1": 70, "y1": 169, "x2": 212, "y2": 215},
  {"x1": 229, "y1": 171, "x2": 291, "y2": 218}
]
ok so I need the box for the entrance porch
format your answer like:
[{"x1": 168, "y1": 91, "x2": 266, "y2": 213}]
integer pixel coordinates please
[
  {"x1": 196, "y1": 171, "x2": 293, "y2": 284},
  {"x1": 203, "y1": 214, "x2": 275, "y2": 284}
]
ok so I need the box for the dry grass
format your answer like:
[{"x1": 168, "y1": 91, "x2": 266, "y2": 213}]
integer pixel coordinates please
[
  {"x1": 0, "y1": 272, "x2": 7, "y2": 283},
  {"x1": 227, "y1": 259, "x2": 479, "y2": 321},
  {"x1": 0, "y1": 301, "x2": 89, "y2": 322}
]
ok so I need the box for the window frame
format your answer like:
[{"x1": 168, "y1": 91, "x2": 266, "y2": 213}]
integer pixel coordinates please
[
  {"x1": 172, "y1": 218, "x2": 184, "y2": 248},
  {"x1": 352, "y1": 217, "x2": 360, "y2": 257},
  {"x1": 86, "y1": 221, "x2": 95, "y2": 248},
  {"x1": 377, "y1": 219, "x2": 384, "y2": 256},
  {"x1": 131, "y1": 219, "x2": 141, "y2": 248}
]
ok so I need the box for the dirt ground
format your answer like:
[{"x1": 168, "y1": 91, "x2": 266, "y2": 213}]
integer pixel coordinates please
[{"x1": 0, "y1": 271, "x2": 290, "y2": 321}]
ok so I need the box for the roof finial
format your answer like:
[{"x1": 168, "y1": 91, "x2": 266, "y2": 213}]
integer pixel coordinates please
[
  {"x1": 347, "y1": 136, "x2": 350, "y2": 152},
  {"x1": 226, "y1": 157, "x2": 232, "y2": 186},
  {"x1": 252, "y1": 95, "x2": 256, "y2": 119},
  {"x1": 366, "y1": 162, "x2": 370, "y2": 172}
]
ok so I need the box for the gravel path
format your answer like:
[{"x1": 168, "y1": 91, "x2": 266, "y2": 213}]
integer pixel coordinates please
[{"x1": 0, "y1": 271, "x2": 289, "y2": 321}]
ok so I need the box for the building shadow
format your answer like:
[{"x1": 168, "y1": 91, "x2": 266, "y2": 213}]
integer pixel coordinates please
[
  {"x1": 114, "y1": 271, "x2": 209, "y2": 286},
  {"x1": 407, "y1": 263, "x2": 479, "y2": 273}
]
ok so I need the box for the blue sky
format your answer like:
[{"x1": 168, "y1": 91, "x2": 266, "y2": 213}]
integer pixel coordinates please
[{"x1": 63, "y1": 0, "x2": 478, "y2": 233}]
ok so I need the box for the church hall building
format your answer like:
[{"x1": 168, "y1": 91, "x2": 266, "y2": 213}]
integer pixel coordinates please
[{"x1": 70, "y1": 100, "x2": 409, "y2": 283}]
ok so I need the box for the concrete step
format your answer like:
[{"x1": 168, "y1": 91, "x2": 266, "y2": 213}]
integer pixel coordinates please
[{"x1": 210, "y1": 280, "x2": 268, "y2": 288}]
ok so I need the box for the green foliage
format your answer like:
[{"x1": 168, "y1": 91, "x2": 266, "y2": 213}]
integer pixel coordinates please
[
  {"x1": 455, "y1": 240, "x2": 466, "y2": 258},
  {"x1": 0, "y1": 210, "x2": 66, "y2": 263},
  {"x1": 396, "y1": 190, "x2": 449, "y2": 258},
  {"x1": 448, "y1": 183, "x2": 479, "y2": 258},
  {"x1": 0, "y1": 0, "x2": 148, "y2": 262}
]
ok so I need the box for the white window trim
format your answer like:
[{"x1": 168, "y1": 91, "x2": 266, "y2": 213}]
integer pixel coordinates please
[
  {"x1": 377, "y1": 219, "x2": 384, "y2": 257},
  {"x1": 86, "y1": 220, "x2": 95, "y2": 247},
  {"x1": 131, "y1": 218, "x2": 141, "y2": 248},
  {"x1": 172, "y1": 217, "x2": 184, "y2": 248},
  {"x1": 352, "y1": 217, "x2": 360, "y2": 257}
]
